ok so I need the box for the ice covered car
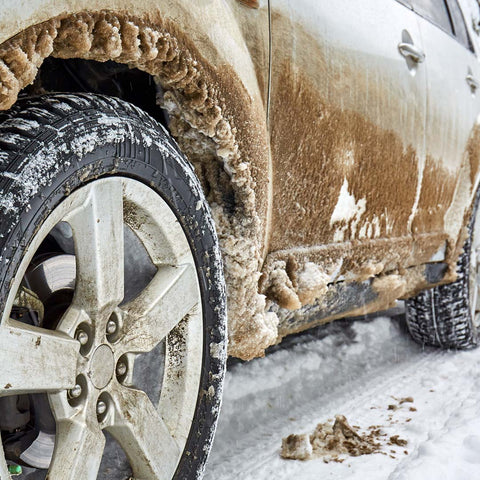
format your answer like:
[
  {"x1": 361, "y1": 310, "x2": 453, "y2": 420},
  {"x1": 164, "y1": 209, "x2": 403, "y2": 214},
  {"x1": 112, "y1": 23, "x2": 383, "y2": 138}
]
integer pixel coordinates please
[{"x1": 0, "y1": 0, "x2": 479, "y2": 478}]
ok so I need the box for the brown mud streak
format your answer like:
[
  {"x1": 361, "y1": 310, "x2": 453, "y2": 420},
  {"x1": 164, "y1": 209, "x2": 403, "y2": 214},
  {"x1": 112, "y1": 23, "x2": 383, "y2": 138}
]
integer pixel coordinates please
[
  {"x1": 445, "y1": 124, "x2": 480, "y2": 268},
  {"x1": 0, "y1": 10, "x2": 272, "y2": 360},
  {"x1": 263, "y1": 56, "x2": 461, "y2": 313},
  {"x1": 268, "y1": 6, "x2": 425, "y2": 253},
  {"x1": 412, "y1": 155, "x2": 456, "y2": 234},
  {"x1": 468, "y1": 126, "x2": 480, "y2": 188},
  {"x1": 270, "y1": 61, "x2": 419, "y2": 250},
  {"x1": 265, "y1": 6, "x2": 467, "y2": 312}
]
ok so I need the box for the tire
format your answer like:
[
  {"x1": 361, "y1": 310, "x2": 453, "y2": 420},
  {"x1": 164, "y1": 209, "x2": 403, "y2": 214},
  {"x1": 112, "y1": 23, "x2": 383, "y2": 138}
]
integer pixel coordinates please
[
  {"x1": 405, "y1": 188, "x2": 480, "y2": 349},
  {"x1": 0, "y1": 93, "x2": 227, "y2": 479}
]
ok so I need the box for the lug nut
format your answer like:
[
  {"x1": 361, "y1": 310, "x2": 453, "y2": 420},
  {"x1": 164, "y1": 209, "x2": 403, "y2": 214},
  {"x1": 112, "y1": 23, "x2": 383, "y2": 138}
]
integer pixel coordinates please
[
  {"x1": 76, "y1": 330, "x2": 89, "y2": 346},
  {"x1": 96, "y1": 400, "x2": 107, "y2": 416},
  {"x1": 116, "y1": 361, "x2": 127, "y2": 377},
  {"x1": 106, "y1": 319, "x2": 117, "y2": 335},
  {"x1": 69, "y1": 384, "x2": 82, "y2": 399}
]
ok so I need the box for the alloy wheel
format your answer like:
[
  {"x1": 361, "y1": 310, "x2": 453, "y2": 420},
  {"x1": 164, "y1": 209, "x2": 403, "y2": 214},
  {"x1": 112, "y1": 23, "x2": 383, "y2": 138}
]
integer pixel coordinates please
[{"x1": 1, "y1": 177, "x2": 203, "y2": 479}]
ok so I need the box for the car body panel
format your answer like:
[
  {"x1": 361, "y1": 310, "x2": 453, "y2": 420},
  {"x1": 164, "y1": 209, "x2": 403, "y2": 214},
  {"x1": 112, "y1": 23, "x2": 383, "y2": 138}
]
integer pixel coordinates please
[
  {"x1": 414, "y1": 6, "x2": 480, "y2": 243},
  {"x1": 268, "y1": 0, "x2": 427, "y2": 249},
  {"x1": 260, "y1": 0, "x2": 480, "y2": 337},
  {"x1": 261, "y1": 0, "x2": 450, "y2": 313}
]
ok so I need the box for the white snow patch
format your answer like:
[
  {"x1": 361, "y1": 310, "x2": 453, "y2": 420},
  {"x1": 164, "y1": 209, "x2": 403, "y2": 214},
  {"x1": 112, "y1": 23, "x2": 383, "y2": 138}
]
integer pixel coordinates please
[
  {"x1": 206, "y1": 316, "x2": 480, "y2": 479},
  {"x1": 330, "y1": 178, "x2": 359, "y2": 224},
  {"x1": 210, "y1": 342, "x2": 225, "y2": 361},
  {"x1": 0, "y1": 118, "x2": 40, "y2": 130},
  {"x1": 297, "y1": 262, "x2": 329, "y2": 290},
  {"x1": 358, "y1": 215, "x2": 382, "y2": 240},
  {"x1": 330, "y1": 178, "x2": 367, "y2": 241}
]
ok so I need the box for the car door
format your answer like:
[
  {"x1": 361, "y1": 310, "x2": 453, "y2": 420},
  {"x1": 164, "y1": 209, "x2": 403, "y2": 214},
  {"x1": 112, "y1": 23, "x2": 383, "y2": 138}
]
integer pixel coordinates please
[
  {"x1": 410, "y1": 0, "x2": 480, "y2": 244},
  {"x1": 268, "y1": 0, "x2": 429, "y2": 269}
]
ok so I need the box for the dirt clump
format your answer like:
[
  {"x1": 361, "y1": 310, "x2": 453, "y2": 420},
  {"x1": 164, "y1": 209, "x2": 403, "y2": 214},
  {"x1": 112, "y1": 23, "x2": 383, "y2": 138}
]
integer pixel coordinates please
[
  {"x1": 397, "y1": 396, "x2": 414, "y2": 405},
  {"x1": 389, "y1": 435, "x2": 408, "y2": 447},
  {"x1": 281, "y1": 415, "x2": 382, "y2": 463},
  {"x1": 389, "y1": 396, "x2": 415, "y2": 412},
  {"x1": 281, "y1": 433, "x2": 312, "y2": 461}
]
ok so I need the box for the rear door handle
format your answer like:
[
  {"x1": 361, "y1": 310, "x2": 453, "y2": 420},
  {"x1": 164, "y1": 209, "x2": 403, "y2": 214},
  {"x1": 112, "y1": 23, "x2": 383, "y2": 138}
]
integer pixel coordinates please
[
  {"x1": 466, "y1": 74, "x2": 480, "y2": 92},
  {"x1": 398, "y1": 42, "x2": 426, "y2": 63}
]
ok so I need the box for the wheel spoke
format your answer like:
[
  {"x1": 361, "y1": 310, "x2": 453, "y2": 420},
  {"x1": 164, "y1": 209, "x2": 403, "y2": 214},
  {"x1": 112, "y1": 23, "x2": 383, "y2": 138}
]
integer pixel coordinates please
[
  {"x1": 108, "y1": 386, "x2": 181, "y2": 479},
  {"x1": 65, "y1": 179, "x2": 124, "y2": 315},
  {"x1": 0, "y1": 320, "x2": 78, "y2": 396},
  {"x1": 48, "y1": 416, "x2": 105, "y2": 480},
  {"x1": 57, "y1": 305, "x2": 92, "y2": 338},
  {"x1": 120, "y1": 264, "x2": 198, "y2": 353}
]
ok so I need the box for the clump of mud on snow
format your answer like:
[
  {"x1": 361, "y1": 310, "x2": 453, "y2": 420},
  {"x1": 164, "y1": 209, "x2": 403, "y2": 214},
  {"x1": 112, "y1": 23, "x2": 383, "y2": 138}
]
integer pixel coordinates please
[{"x1": 281, "y1": 415, "x2": 383, "y2": 463}]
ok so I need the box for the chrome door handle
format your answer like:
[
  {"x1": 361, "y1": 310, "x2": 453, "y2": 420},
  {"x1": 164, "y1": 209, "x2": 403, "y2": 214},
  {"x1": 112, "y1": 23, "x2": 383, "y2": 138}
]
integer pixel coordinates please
[
  {"x1": 466, "y1": 74, "x2": 480, "y2": 92},
  {"x1": 398, "y1": 42, "x2": 426, "y2": 63}
]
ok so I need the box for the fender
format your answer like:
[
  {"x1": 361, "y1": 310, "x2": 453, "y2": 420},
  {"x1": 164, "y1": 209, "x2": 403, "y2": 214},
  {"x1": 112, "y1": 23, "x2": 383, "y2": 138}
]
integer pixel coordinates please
[{"x1": 0, "y1": 0, "x2": 274, "y2": 360}]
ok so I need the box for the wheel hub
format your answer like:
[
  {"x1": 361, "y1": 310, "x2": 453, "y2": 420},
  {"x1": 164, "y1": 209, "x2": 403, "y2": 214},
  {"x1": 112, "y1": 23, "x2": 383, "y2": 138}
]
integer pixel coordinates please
[{"x1": 89, "y1": 344, "x2": 115, "y2": 390}]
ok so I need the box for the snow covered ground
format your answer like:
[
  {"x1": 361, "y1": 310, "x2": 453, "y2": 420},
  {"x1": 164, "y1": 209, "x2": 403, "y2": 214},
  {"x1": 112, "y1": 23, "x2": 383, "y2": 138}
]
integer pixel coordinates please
[{"x1": 205, "y1": 313, "x2": 480, "y2": 480}]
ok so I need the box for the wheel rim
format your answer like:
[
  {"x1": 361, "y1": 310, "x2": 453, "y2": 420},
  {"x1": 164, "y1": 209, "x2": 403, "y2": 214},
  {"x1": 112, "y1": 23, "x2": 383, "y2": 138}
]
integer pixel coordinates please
[{"x1": 0, "y1": 177, "x2": 203, "y2": 479}]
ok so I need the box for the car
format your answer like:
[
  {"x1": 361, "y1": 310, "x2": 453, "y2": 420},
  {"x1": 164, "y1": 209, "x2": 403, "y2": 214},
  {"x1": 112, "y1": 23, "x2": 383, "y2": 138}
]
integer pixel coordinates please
[{"x1": 0, "y1": 0, "x2": 479, "y2": 478}]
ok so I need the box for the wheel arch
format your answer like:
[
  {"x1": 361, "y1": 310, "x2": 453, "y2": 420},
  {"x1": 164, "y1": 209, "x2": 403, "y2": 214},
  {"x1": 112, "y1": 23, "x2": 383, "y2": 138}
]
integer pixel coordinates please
[{"x1": 0, "y1": 4, "x2": 274, "y2": 360}]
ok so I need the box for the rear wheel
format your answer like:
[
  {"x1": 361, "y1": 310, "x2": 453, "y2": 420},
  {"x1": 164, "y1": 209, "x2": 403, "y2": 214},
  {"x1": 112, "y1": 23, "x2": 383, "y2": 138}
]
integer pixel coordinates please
[
  {"x1": 406, "y1": 189, "x2": 480, "y2": 349},
  {"x1": 0, "y1": 94, "x2": 226, "y2": 479}
]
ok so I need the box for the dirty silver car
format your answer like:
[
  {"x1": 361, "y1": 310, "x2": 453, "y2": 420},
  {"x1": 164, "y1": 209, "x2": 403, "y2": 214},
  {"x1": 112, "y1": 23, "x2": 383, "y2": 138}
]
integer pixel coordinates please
[{"x1": 0, "y1": 0, "x2": 479, "y2": 478}]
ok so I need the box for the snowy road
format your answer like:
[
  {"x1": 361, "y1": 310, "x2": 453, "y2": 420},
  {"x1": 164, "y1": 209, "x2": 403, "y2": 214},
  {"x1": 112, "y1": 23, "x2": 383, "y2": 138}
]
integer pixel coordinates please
[{"x1": 204, "y1": 314, "x2": 480, "y2": 480}]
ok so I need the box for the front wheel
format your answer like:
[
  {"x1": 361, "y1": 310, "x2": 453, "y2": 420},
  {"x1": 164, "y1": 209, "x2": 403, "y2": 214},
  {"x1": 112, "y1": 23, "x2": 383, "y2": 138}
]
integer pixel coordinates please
[{"x1": 0, "y1": 93, "x2": 227, "y2": 479}]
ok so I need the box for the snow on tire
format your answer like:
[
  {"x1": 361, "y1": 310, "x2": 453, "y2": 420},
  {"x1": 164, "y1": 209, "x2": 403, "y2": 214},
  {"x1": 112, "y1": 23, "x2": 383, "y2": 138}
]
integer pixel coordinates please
[{"x1": 0, "y1": 93, "x2": 227, "y2": 479}]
